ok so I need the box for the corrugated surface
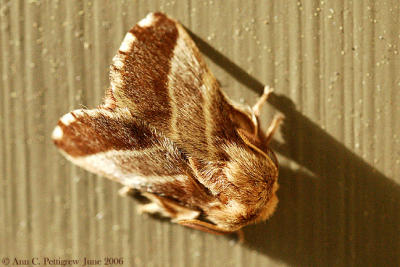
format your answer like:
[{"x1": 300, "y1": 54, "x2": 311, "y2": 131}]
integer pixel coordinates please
[{"x1": 1, "y1": 0, "x2": 399, "y2": 266}]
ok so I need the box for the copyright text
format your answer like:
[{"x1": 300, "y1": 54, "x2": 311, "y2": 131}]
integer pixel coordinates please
[{"x1": 1, "y1": 256, "x2": 124, "y2": 266}]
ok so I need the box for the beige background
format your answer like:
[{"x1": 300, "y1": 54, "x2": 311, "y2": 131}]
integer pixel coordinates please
[{"x1": 1, "y1": 0, "x2": 399, "y2": 266}]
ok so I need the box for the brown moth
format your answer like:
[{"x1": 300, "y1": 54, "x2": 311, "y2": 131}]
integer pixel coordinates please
[{"x1": 52, "y1": 12, "x2": 283, "y2": 237}]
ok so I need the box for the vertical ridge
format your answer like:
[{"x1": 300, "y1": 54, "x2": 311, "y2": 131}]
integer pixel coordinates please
[
  {"x1": 13, "y1": 0, "x2": 30, "y2": 257},
  {"x1": 0, "y1": 0, "x2": 12, "y2": 257}
]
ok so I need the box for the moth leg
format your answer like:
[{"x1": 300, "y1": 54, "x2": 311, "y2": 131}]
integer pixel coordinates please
[
  {"x1": 138, "y1": 202, "x2": 164, "y2": 214},
  {"x1": 265, "y1": 114, "x2": 284, "y2": 144},
  {"x1": 178, "y1": 219, "x2": 244, "y2": 242},
  {"x1": 236, "y1": 229, "x2": 245, "y2": 243},
  {"x1": 252, "y1": 85, "x2": 274, "y2": 116},
  {"x1": 138, "y1": 193, "x2": 200, "y2": 221},
  {"x1": 118, "y1": 186, "x2": 135, "y2": 197},
  {"x1": 118, "y1": 188, "x2": 198, "y2": 220}
]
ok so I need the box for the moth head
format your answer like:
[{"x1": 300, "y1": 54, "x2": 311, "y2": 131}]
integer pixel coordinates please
[
  {"x1": 253, "y1": 180, "x2": 279, "y2": 223},
  {"x1": 207, "y1": 142, "x2": 279, "y2": 230},
  {"x1": 233, "y1": 135, "x2": 280, "y2": 225}
]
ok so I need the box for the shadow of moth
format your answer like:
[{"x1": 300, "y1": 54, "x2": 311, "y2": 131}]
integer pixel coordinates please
[{"x1": 52, "y1": 12, "x2": 283, "y2": 237}]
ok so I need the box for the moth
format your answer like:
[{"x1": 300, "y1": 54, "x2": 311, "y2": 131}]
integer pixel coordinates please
[{"x1": 52, "y1": 12, "x2": 283, "y2": 237}]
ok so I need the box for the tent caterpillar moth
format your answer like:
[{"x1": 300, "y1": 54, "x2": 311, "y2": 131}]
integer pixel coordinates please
[{"x1": 52, "y1": 12, "x2": 283, "y2": 238}]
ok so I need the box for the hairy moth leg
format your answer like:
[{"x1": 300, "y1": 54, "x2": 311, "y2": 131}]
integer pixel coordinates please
[
  {"x1": 177, "y1": 219, "x2": 232, "y2": 235},
  {"x1": 118, "y1": 186, "x2": 135, "y2": 197},
  {"x1": 119, "y1": 187, "x2": 199, "y2": 221},
  {"x1": 250, "y1": 85, "x2": 283, "y2": 144},
  {"x1": 265, "y1": 114, "x2": 284, "y2": 144},
  {"x1": 137, "y1": 193, "x2": 200, "y2": 222},
  {"x1": 178, "y1": 219, "x2": 244, "y2": 242},
  {"x1": 252, "y1": 85, "x2": 274, "y2": 116}
]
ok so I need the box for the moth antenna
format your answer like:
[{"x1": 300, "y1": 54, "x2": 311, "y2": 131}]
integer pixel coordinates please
[
  {"x1": 265, "y1": 114, "x2": 284, "y2": 144},
  {"x1": 252, "y1": 85, "x2": 274, "y2": 116}
]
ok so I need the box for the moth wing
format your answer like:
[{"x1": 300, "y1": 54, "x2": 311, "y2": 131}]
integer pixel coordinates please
[
  {"x1": 52, "y1": 108, "x2": 212, "y2": 213},
  {"x1": 108, "y1": 12, "x2": 243, "y2": 160}
]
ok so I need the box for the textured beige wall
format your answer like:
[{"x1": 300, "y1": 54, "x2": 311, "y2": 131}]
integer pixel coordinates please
[{"x1": 1, "y1": 0, "x2": 399, "y2": 266}]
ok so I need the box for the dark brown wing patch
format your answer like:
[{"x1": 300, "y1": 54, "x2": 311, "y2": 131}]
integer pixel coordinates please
[
  {"x1": 110, "y1": 12, "x2": 178, "y2": 132},
  {"x1": 53, "y1": 109, "x2": 155, "y2": 157}
]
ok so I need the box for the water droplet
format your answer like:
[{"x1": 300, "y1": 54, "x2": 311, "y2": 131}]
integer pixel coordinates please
[
  {"x1": 83, "y1": 42, "x2": 91, "y2": 49},
  {"x1": 96, "y1": 212, "x2": 104, "y2": 220},
  {"x1": 19, "y1": 220, "x2": 27, "y2": 228}
]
